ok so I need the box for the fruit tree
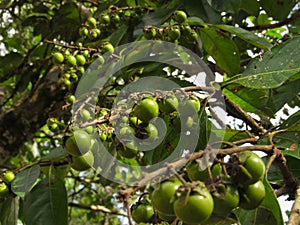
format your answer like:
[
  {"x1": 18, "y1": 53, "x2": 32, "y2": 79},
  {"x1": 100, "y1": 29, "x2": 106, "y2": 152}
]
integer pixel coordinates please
[{"x1": 0, "y1": 0, "x2": 300, "y2": 225}]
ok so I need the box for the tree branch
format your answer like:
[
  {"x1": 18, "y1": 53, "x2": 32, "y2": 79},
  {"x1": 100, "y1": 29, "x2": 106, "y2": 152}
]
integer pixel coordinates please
[
  {"x1": 68, "y1": 202, "x2": 127, "y2": 216},
  {"x1": 245, "y1": 10, "x2": 300, "y2": 31},
  {"x1": 288, "y1": 184, "x2": 300, "y2": 225}
]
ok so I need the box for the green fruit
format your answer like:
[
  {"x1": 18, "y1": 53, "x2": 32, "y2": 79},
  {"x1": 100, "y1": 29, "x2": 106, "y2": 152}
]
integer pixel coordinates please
[
  {"x1": 168, "y1": 27, "x2": 181, "y2": 41},
  {"x1": 0, "y1": 183, "x2": 9, "y2": 197},
  {"x1": 65, "y1": 130, "x2": 91, "y2": 156},
  {"x1": 151, "y1": 179, "x2": 182, "y2": 215},
  {"x1": 112, "y1": 14, "x2": 121, "y2": 24},
  {"x1": 173, "y1": 184, "x2": 214, "y2": 224},
  {"x1": 80, "y1": 109, "x2": 91, "y2": 121},
  {"x1": 187, "y1": 162, "x2": 222, "y2": 182},
  {"x1": 50, "y1": 123, "x2": 59, "y2": 132},
  {"x1": 236, "y1": 151, "x2": 265, "y2": 185},
  {"x1": 66, "y1": 55, "x2": 77, "y2": 66},
  {"x1": 174, "y1": 10, "x2": 187, "y2": 23},
  {"x1": 158, "y1": 95, "x2": 179, "y2": 113},
  {"x1": 70, "y1": 150, "x2": 94, "y2": 171},
  {"x1": 89, "y1": 28, "x2": 101, "y2": 39},
  {"x1": 239, "y1": 180, "x2": 265, "y2": 210},
  {"x1": 102, "y1": 42, "x2": 114, "y2": 53},
  {"x1": 131, "y1": 204, "x2": 154, "y2": 223},
  {"x1": 66, "y1": 95, "x2": 76, "y2": 104},
  {"x1": 79, "y1": 27, "x2": 89, "y2": 37},
  {"x1": 144, "y1": 27, "x2": 157, "y2": 40},
  {"x1": 133, "y1": 98, "x2": 159, "y2": 123},
  {"x1": 52, "y1": 52, "x2": 64, "y2": 64},
  {"x1": 145, "y1": 123, "x2": 159, "y2": 140},
  {"x1": 213, "y1": 184, "x2": 239, "y2": 215},
  {"x1": 100, "y1": 14, "x2": 110, "y2": 24},
  {"x1": 76, "y1": 55, "x2": 86, "y2": 66},
  {"x1": 186, "y1": 95, "x2": 201, "y2": 112},
  {"x1": 87, "y1": 17, "x2": 97, "y2": 28},
  {"x1": 157, "y1": 211, "x2": 176, "y2": 222},
  {"x1": 2, "y1": 171, "x2": 15, "y2": 184}
]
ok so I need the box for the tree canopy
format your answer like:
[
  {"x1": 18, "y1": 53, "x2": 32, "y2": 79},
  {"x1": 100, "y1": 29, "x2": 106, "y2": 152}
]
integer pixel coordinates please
[{"x1": 0, "y1": 0, "x2": 300, "y2": 225}]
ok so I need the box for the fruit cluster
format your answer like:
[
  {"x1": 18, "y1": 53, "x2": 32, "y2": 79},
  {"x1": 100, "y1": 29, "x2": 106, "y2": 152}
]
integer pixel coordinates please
[
  {"x1": 113, "y1": 92, "x2": 201, "y2": 160},
  {"x1": 131, "y1": 150, "x2": 266, "y2": 224},
  {"x1": 143, "y1": 10, "x2": 199, "y2": 46},
  {"x1": 0, "y1": 171, "x2": 15, "y2": 199}
]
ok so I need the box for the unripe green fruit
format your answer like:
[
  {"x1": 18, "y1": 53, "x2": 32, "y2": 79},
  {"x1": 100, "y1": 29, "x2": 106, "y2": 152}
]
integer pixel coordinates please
[
  {"x1": 80, "y1": 109, "x2": 91, "y2": 121},
  {"x1": 66, "y1": 55, "x2": 77, "y2": 66},
  {"x1": 100, "y1": 14, "x2": 110, "y2": 24},
  {"x1": 102, "y1": 42, "x2": 114, "y2": 53},
  {"x1": 70, "y1": 150, "x2": 94, "y2": 171},
  {"x1": 144, "y1": 27, "x2": 157, "y2": 40},
  {"x1": 167, "y1": 27, "x2": 181, "y2": 41},
  {"x1": 174, "y1": 10, "x2": 187, "y2": 23},
  {"x1": 66, "y1": 94, "x2": 76, "y2": 104},
  {"x1": 76, "y1": 54, "x2": 86, "y2": 66},
  {"x1": 2, "y1": 171, "x2": 15, "y2": 184},
  {"x1": 50, "y1": 123, "x2": 59, "y2": 132},
  {"x1": 133, "y1": 98, "x2": 159, "y2": 123},
  {"x1": 0, "y1": 182, "x2": 9, "y2": 197},
  {"x1": 79, "y1": 27, "x2": 89, "y2": 37},
  {"x1": 52, "y1": 52, "x2": 64, "y2": 64},
  {"x1": 87, "y1": 17, "x2": 97, "y2": 28},
  {"x1": 239, "y1": 180, "x2": 266, "y2": 210},
  {"x1": 65, "y1": 130, "x2": 91, "y2": 156},
  {"x1": 158, "y1": 95, "x2": 179, "y2": 113},
  {"x1": 112, "y1": 14, "x2": 121, "y2": 24},
  {"x1": 131, "y1": 204, "x2": 154, "y2": 223}
]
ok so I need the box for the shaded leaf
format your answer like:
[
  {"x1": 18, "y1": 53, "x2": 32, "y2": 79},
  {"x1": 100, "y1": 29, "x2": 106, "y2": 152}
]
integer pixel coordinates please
[
  {"x1": 215, "y1": 24, "x2": 272, "y2": 51},
  {"x1": 0, "y1": 195, "x2": 18, "y2": 225},
  {"x1": 0, "y1": 53, "x2": 23, "y2": 76},
  {"x1": 260, "y1": 0, "x2": 296, "y2": 21},
  {"x1": 11, "y1": 165, "x2": 40, "y2": 198},
  {"x1": 23, "y1": 178, "x2": 68, "y2": 225},
  {"x1": 226, "y1": 37, "x2": 300, "y2": 89},
  {"x1": 200, "y1": 27, "x2": 240, "y2": 76}
]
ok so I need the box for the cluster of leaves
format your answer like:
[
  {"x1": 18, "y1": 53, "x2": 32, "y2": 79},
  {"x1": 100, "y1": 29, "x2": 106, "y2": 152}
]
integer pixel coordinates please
[{"x1": 0, "y1": 0, "x2": 300, "y2": 225}]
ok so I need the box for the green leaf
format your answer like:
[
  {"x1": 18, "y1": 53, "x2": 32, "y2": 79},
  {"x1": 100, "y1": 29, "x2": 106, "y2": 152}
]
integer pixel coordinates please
[
  {"x1": 285, "y1": 155, "x2": 300, "y2": 178},
  {"x1": 0, "y1": 195, "x2": 18, "y2": 225},
  {"x1": 0, "y1": 53, "x2": 23, "y2": 76},
  {"x1": 260, "y1": 0, "x2": 296, "y2": 21},
  {"x1": 215, "y1": 24, "x2": 272, "y2": 51},
  {"x1": 188, "y1": 16, "x2": 205, "y2": 26},
  {"x1": 239, "y1": 0, "x2": 260, "y2": 15},
  {"x1": 200, "y1": 27, "x2": 240, "y2": 76},
  {"x1": 234, "y1": 179, "x2": 284, "y2": 225},
  {"x1": 41, "y1": 146, "x2": 67, "y2": 161},
  {"x1": 226, "y1": 35, "x2": 300, "y2": 89},
  {"x1": 23, "y1": 178, "x2": 68, "y2": 225},
  {"x1": 279, "y1": 111, "x2": 300, "y2": 131},
  {"x1": 11, "y1": 165, "x2": 40, "y2": 198}
]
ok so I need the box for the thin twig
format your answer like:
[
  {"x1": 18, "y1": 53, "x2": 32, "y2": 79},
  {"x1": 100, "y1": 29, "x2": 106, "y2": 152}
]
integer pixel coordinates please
[
  {"x1": 287, "y1": 184, "x2": 300, "y2": 225},
  {"x1": 68, "y1": 202, "x2": 127, "y2": 216}
]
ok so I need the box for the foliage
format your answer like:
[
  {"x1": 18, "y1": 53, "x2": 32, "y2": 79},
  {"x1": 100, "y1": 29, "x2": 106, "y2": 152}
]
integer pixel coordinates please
[{"x1": 0, "y1": 0, "x2": 300, "y2": 225}]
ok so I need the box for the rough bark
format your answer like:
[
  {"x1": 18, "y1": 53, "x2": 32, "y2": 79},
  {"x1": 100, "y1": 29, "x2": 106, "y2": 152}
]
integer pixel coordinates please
[{"x1": 0, "y1": 66, "x2": 65, "y2": 164}]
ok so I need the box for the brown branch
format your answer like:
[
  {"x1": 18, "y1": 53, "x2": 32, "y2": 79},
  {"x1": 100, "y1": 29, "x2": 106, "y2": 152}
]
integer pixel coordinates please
[
  {"x1": 245, "y1": 10, "x2": 300, "y2": 31},
  {"x1": 224, "y1": 95, "x2": 266, "y2": 135},
  {"x1": 120, "y1": 145, "x2": 274, "y2": 196},
  {"x1": 68, "y1": 202, "x2": 127, "y2": 217},
  {"x1": 287, "y1": 184, "x2": 300, "y2": 225}
]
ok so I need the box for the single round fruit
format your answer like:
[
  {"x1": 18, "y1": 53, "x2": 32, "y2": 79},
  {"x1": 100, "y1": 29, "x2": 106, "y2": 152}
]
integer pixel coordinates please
[
  {"x1": 76, "y1": 54, "x2": 86, "y2": 66},
  {"x1": 168, "y1": 27, "x2": 181, "y2": 41},
  {"x1": 79, "y1": 27, "x2": 89, "y2": 37},
  {"x1": 186, "y1": 95, "x2": 201, "y2": 112},
  {"x1": 50, "y1": 123, "x2": 59, "y2": 132},
  {"x1": 52, "y1": 52, "x2": 64, "y2": 64},
  {"x1": 212, "y1": 184, "x2": 239, "y2": 215},
  {"x1": 131, "y1": 204, "x2": 154, "y2": 223},
  {"x1": 173, "y1": 184, "x2": 214, "y2": 224},
  {"x1": 102, "y1": 42, "x2": 114, "y2": 53},
  {"x1": 66, "y1": 95, "x2": 76, "y2": 104},
  {"x1": 187, "y1": 162, "x2": 222, "y2": 182},
  {"x1": 174, "y1": 10, "x2": 187, "y2": 23},
  {"x1": 236, "y1": 151, "x2": 265, "y2": 185},
  {"x1": 87, "y1": 17, "x2": 97, "y2": 28},
  {"x1": 65, "y1": 130, "x2": 91, "y2": 156},
  {"x1": 0, "y1": 182, "x2": 9, "y2": 197},
  {"x1": 80, "y1": 109, "x2": 91, "y2": 121},
  {"x1": 157, "y1": 211, "x2": 176, "y2": 222},
  {"x1": 144, "y1": 27, "x2": 157, "y2": 40},
  {"x1": 133, "y1": 98, "x2": 159, "y2": 123},
  {"x1": 112, "y1": 14, "x2": 121, "y2": 24},
  {"x1": 151, "y1": 179, "x2": 181, "y2": 215},
  {"x1": 66, "y1": 55, "x2": 77, "y2": 66},
  {"x1": 100, "y1": 14, "x2": 110, "y2": 24},
  {"x1": 239, "y1": 180, "x2": 265, "y2": 210},
  {"x1": 158, "y1": 95, "x2": 179, "y2": 113},
  {"x1": 70, "y1": 150, "x2": 94, "y2": 171},
  {"x1": 145, "y1": 123, "x2": 159, "y2": 140},
  {"x1": 2, "y1": 171, "x2": 15, "y2": 184}
]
